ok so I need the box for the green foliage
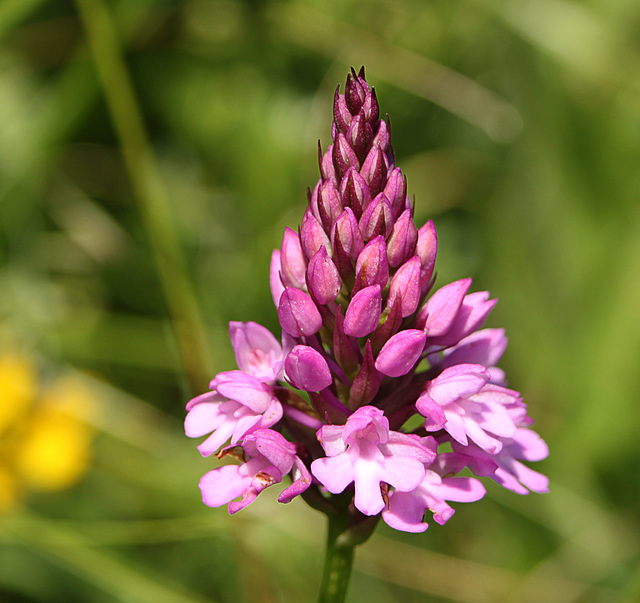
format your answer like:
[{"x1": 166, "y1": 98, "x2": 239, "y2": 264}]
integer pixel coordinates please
[{"x1": 1, "y1": 0, "x2": 640, "y2": 601}]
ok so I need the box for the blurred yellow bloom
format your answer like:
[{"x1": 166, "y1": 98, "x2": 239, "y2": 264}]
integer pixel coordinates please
[{"x1": 0, "y1": 353, "x2": 96, "y2": 511}]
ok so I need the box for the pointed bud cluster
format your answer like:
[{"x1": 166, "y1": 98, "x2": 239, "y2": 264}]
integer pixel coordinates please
[{"x1": 186, "y1": 68, "x2": 547, "y2": 532}]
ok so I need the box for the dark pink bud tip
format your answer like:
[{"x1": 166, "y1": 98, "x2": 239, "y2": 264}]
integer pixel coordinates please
[
  {"x1": 375, "y1": 329, "x2": 427, "y2": 377},
  {"x1": 278, "y1": 287, "x2": 323, "y2": 337},
  {"x1": 285, "y1": 345, "x2": 332, "y2": 391}
]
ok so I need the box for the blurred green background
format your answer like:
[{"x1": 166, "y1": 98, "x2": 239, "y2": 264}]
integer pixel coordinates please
[{"x1": 1, "y1": 0, "x2": 639, "y2": 601}]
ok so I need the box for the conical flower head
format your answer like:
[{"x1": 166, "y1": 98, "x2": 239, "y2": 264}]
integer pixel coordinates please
[{"x1": 187, "y1": 67, "x2": 547, "y2": 537}]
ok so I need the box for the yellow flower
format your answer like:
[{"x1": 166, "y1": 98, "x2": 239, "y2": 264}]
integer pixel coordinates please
[{"x1": 0, "y1": 353, "x2": 96, "y2": 510}]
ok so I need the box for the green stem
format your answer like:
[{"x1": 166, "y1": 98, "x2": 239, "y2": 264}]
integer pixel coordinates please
[{"x1": 318, "y1": 513, "x2": 355, "y2": 603}]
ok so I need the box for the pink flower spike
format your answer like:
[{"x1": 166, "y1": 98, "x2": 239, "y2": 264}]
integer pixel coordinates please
[
  {"x1": 344, "y1": 285, "x2": 382, "y2": 337},
  {"x1": 229, "y1": 321, "x2": 284, "y2": 383},
  {"x1": 278, "y1": 287, "x2": 323, "y2": 337},
  {"x1": 417, "y1": 278, "x2": 472, "y2": 334},
  {"x1": 375, "y1": 329, "x2": 427, "y2": 377},
  {"x1": 285, "y1": 345, "x2": 333, "y2": 391},
  {"x1": 311, "y1": 406, "x2": 431, "y2": 516}
]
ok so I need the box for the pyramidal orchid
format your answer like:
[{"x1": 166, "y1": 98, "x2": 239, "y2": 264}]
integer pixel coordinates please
[{"x1": 185, "y1": 67, "x2": 548, "y2": 603}]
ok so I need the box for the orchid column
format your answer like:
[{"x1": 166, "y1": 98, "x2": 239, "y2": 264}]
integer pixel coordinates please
[{"x1": 186, "y1": 67, "x2": 548, "y2": 603}]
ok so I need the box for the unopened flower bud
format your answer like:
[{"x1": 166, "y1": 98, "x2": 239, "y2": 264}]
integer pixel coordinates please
[
  {"x1": 333, "y1": 132, "x2": 360, "y2": 179},
  {"x1": 360, "y1": 145, "x2": 388, "y2": 197},
  {"x1": 340, "y1": 168, "x2": 371, "y2": 219},
  {"x1": 387, "y1": 209, "x2": 418, "y2": 267},
  {"x1": 383, "y1": 168, "x2": 408, "y2": 219},
  {"x1": 332, "y1": 207, "x2": 365, "y2": 261},
  {"x1": 285, "y1": 345, "x2": 333, "y2": 391},
  {"x1": 319, "y1": 142, "x2": 337, "y2": 184},
  {"x1": 354, "y1": 235, "x2": 389, "y2": 292},
  {"x1": 372, "y1": 117, "x2": 390, "y2": 152},
  {"x1": 359, "y1": 193, "x2": 393, "y2": 241},
  {"x1": 317, "y1": 180, "x2": 343, "y2": 231},
  {"x1": 362, "y1": 87, "x2": 379, "y2": 123},
  {"x1": 278, "y1": 287, "x2": 323, "y2": 337},
  {"x1": 416, "y1": 220, "x2": 438, "y2": 294},
  {"x1": 344, "y1": 284, "x2": 382, "y2": 337},
  {"x1": 280, "y1": 227, "x2": 307, "y2": 289},
  {"x1": 347, "y1": 114, "x2": 374, "y2": 161},
  {"x1": 333, "y1": 86, "x2": 352, "y2": 134},
  {"x1": 345, "y1": 71, "x2": 366, "y2": 114},
  {"x1": 307, "y1": 246, "x2": 342, "y2": 305},
  {"x1": 387, "y1": 256, "x2": 421, "y2": 318},
  {"x1": 300, "y1": 209, "x2": 331, "y2": 260},
  {"x1": 375, "y1": 329, "x2": 427, "y2": 377}
]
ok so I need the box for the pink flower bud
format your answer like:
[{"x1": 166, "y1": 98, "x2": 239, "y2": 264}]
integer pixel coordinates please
[
  {"x1": 416, "y1": 220, "x2": 438, "y2": 294},
  {"x1": 359, "y1": 192, "x2": 393, "y2": 241},
  {"x1": 375, "y1": 329, "x2": 427, "y2": 377},
  {"x1": 347, "y1": 114, "x2": 374, "y2": 161},
  {"x1": 278, "y1": 287, "x2": 323, "y2": 337},
  {"x1": 317, "y1": 180, "x2": 343, "y2": 231},
  {"x1": 387, "y1": 209, "x2": 418, "y2": 267},
  {"x1": 354, "y1": 235, "x2": 389, "y2": 292},
  {"x1": 360, "y1": 145, "x2": 388, "y2": 197},
  {"x1": 333, "y1": 132, "x2": 360, "y2": 179},
  {"x1": 345, "y1": 71, "x2": 365, "y2": 114},
  {"x1": 280, "y1": 227, "x2": 307, "y2": 289},
  {"x1": 285, "y1": 345, "x2": 333, "y2": 391},
  {"x1": 372, "y1": 117, "x2": 390, "y2": 152},
  {"x1": 332, "y1": 207, "x2": 365, "y2": 261},
  {"x1": 383, "y1": 168, "x2": 408, "y2": 219},
  {"x1": 362, "y1": 87, "x2": 379, "y2": 123},
  {"x1": 333, "y1": 86, "x2": 352, "y2": 134},
  {"x1": 319, "y1": 142, "x2": 337, "y2": 185},
  {"x1": 339, "y1": 168, "x2": 371, "y2": 219},
  {"x1": 306, "y1": 246, "x2": 342, "y2": 305},
  {"x1": 270, "y1": 249, "x2": 285, "y2": 307},
  {"x1": 300, "y1": 209, "x2": 331, "y2": 261},
  {"x1": 344, "y1": 284, "x2": 382, "y2": 337},
  {"x1": 387, "y1": 256, "x2": 421, "y2": 318}
]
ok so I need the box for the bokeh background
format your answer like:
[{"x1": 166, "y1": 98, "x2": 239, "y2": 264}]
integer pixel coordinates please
[{"x1": 1, "y1": 0, "x2": 640, "y2": 601}]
